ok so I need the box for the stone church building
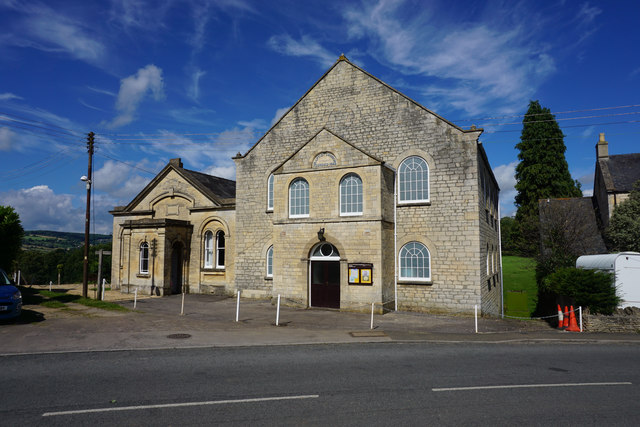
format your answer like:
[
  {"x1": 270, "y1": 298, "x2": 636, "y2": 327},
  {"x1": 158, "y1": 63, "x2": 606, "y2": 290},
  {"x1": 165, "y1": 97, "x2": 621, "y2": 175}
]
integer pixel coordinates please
[{"x1": 111, "y1": 56, "x2": 502, "y2": 315}]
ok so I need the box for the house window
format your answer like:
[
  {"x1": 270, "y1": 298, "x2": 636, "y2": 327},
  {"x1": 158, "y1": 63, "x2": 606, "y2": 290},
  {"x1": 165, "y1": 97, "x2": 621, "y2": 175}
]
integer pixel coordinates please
[
  {"x1": 266, "y1": 245, "x2": 273, "y2": 277},
  {"x1": 340, "y1": 173, "x2": 363, "y2": 215},
  {"x1": 204, "y1": 231, "x2": 213, "y2": 268},
  {"x1": 216, "y1": 230, "x2": 225, "y2": 269},
  {"x1": 398, "y1": 156, "x2": 429, "y2": 203},
  {"x1": 399, "y1": 242, "x2": 430, "y2": 281},
  {"x1": 267, "y1": 174, "x2": 274, "y2": 211},
  {"x1": 139, "y1": 242, "x2": 149, "y2": 274},
  {"x1": 289, "y1": 178, "x2": 309, "y2": 217}
]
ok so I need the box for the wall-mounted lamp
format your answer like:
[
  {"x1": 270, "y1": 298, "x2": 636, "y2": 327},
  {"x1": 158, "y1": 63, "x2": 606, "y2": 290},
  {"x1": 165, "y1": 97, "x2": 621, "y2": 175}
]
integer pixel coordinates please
[{"x1": 317, "y1": 228, "x2": 325, "y2": 241}]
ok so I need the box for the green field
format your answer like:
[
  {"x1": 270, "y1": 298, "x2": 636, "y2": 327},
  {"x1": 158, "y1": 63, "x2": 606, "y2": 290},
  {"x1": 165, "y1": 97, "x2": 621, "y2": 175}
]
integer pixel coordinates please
[{"x1": 502, "y1": 256, "x2": 537, "y2": 317}]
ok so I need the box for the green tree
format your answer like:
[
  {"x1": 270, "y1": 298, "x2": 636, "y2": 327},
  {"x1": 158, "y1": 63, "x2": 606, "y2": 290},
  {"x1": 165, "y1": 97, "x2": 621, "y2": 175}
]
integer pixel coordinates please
[
  {"x1": 514, "y1": 100, "x2": 582, "y2": 256},
  {"x1": 607, "y1": 181, "x2": 640, "y2": 252},
  {"x1": 0, "y1": 206, "x2": 24, "y2": 272},
  {"x1": 499, "y1": 216, "x2": 518, "y2": 255}
]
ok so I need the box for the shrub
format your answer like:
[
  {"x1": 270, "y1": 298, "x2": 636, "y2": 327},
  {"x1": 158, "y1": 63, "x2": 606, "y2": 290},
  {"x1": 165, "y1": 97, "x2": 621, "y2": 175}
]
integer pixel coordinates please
[{"x1": 541, "y1": 267, "x2": 619, "y2": 315}]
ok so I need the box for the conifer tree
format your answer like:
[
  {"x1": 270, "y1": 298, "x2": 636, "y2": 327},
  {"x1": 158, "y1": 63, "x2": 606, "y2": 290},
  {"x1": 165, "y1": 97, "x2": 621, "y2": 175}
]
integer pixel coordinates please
[
  {"x1": 607, "y1": 181, "x2": 640, "y2": 252},
  {"x1": 514, "y1": 100, "x2": 582, "y2": 256},
  {"x1": 0, "y1": 205, "x2": 24, "y2": 272}
]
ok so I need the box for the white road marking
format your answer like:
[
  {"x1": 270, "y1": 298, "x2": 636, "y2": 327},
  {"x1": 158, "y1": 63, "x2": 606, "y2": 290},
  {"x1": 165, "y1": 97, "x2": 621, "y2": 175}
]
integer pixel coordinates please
[
  {"x1": 42, "y1": 394, "x2": 320, "y2": 417},
  {"x1": 432, "y1": 382, "x2": 632, "y2": 392}
]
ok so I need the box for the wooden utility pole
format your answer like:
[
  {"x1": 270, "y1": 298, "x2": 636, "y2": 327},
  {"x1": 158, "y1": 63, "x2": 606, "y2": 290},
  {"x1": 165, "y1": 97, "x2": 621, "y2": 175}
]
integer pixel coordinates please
[{"x1": 82, "y1": 132, "x2": 94, "y2": 298}]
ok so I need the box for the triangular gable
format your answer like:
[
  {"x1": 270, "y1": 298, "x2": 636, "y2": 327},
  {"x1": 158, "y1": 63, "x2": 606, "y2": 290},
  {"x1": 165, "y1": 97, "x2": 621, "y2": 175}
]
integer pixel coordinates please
[
  {"x1": 122, "y1": 161, "x2": 225, "y2": 213},
  {"x1": 273, "y1": 128, "x2": 382, "y2": 174},
  {"x1": 236, "y1": 56, "x2": 479, "y2": 160}
]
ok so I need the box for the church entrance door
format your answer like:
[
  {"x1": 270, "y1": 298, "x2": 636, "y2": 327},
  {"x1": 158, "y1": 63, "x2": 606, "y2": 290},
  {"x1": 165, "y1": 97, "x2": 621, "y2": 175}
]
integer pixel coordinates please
[{"x1": 309, "y1": 243, "x2": 340, "y2": 309}]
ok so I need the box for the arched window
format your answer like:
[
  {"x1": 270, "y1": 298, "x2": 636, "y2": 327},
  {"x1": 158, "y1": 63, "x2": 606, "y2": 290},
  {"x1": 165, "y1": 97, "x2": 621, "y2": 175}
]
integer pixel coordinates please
[
  {"x1": 204, "y1": 231, "x2": 213, "y2": 268},
  {"x1": 267, "y1": 174, "x2": 274, "y2": 211},
  {"x1": 340, "y1": 173, "x2": 363, "y2": 215},
  {"x1": 266, "y1": 245, "x2": 273, "y2": 277},
  {"x1": 139, "y1": 242, "x2": 149, "y2": 274},
  {"x1": 399, "y1": 242, "x2": 430, "y2": 281},
  {"x1": 216, "y1": 230, "x2": 225, "y2": 269},
  {"x1": 289, "y1": 178, "x2": 309, "y2": 217},
  {"x1": 398, "y1": 156, "x2": 429, "y2": 203}
]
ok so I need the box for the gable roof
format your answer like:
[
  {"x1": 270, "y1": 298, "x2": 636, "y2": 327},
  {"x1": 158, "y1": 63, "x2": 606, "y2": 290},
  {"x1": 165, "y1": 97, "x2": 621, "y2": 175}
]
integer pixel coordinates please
[
  {"x1": 236, "y1": 55, "x2": 481, "y2": 160},
  {"x1": 113, "y1": 158, "x2": 235, "y2": 213},
  {"x1": 598, "y1": 153, "x2": 640, "y2": 193}
]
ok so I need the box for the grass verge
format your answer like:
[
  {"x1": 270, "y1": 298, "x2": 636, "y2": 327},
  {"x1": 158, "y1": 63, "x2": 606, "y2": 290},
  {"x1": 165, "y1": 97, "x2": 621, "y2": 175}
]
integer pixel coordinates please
[
  {"x1": 20, "y1": 287, "x2": 129, "y2": 312},
  {"x1": 502, "y1": 256, "x2": 537, "y2": 317}
]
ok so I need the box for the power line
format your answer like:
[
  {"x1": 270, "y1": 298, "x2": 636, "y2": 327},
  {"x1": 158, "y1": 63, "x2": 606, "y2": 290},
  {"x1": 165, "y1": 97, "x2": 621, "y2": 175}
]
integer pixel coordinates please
[
  {"x1": 0, "y1": 110, "x2": 83, "y2": 136},
  {"x1": 452, "y1": 103, "x2": 640, "y2": 123},
  {"x1": 479, "y1": 111, "x2": 640, "y2": 127},
  {"x1": 95, "y1": 151, "x2": 158, "y2": 175}
]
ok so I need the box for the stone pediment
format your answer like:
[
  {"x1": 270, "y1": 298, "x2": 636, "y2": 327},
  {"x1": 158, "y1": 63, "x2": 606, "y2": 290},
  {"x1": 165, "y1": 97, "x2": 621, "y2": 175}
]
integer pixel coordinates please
[{"x1": 277, "y1": 128, "x2": 382, "y2": 174}]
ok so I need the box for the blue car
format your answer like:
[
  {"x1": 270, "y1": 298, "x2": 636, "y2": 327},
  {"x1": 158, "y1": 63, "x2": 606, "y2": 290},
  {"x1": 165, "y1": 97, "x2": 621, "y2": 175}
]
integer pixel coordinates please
[{"x1": 0, "y1": 268, "x2": 22, "y2": 320}]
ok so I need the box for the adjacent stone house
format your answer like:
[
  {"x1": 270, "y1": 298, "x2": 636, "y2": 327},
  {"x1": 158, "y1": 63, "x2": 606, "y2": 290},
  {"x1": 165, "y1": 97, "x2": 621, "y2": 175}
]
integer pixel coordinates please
[
  {"x1": 111, "y1": 56, "x2": 502, "y2": 315},
  {"x1": 593, "y1": 133, "x2": 640, "y2": 228}
]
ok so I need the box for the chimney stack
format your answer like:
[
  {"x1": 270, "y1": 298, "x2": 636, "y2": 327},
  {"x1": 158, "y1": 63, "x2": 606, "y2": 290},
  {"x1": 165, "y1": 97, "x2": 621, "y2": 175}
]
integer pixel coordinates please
[
  {"x1": 170, "y1": 158, "x2": 183, "y2": 168},
  {"x1": 596, "y1": 133, "x2": 608, "y2": 159}
]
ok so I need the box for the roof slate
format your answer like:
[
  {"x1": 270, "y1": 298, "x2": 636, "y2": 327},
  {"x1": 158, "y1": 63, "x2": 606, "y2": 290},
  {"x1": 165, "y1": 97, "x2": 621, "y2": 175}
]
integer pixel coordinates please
[
  {"x1": 182, "y1": 168, "x2": 236, "y2": 200},
  {"x1": 599, "y1": 153, "x2": 640, "y2": 193}
]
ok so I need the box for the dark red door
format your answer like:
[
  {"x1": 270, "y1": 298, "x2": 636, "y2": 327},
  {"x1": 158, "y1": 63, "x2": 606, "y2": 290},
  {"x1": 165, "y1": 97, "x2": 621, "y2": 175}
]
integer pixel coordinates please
[{"x1": 311, "y1": 261, "x2": 340, "y2": 308}]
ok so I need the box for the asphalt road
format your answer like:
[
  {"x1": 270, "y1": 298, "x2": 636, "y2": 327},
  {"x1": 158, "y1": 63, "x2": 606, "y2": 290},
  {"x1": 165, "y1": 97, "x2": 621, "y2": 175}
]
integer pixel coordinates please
[{"x1": 2, "y1": 342, "x2": 639, "y2": 426}]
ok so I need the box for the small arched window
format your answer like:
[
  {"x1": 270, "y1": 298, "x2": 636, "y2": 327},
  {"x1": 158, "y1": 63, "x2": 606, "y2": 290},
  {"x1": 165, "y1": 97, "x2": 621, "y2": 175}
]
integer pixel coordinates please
[
  {"x1": 340, "y1": 173, "x2": 363, "y2": 215},
  {"x1": 398, "y1": 156, "x2": 429, "y2": 203},
  {"x1": 267, "y1": 174, "x2": 274, "y2": 211},
  {"x1": 139, "y1": 242, "x2": 149, "y2": 274},
  {"x1": 266, "y1": 245, "x2": 273, "y2": 278},
  {"x1": 399, "y1": 242, "x2": 430, "y2": 281},
  {"x1": 216, "y1": 230, "x2": 225, "y2": 269},
  {"x1": 289, "y1": 178, "x2": 309, "y2": 217},
  {"x1": 204, "y1": 231, "x2": 213, "y2": 268}
]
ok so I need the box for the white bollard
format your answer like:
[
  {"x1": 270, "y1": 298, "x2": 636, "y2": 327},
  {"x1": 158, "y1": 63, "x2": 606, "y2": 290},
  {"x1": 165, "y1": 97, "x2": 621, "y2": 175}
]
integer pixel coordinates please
[
  {"x1": 134, "y1": 289, "x2": 138, "y2": 309},
  {"x1": 474, "y1": 305, "x2": 478, "y2": 334},
  {"x1": 579, "y1": 306, "x2": 583, "y2": 332},
  {"x1": 102, "y1": 278, "x2": 106, "y2": 301},
  {"x1": 181, "y1": 292, "x2": 185, "y2": 316},
  {"x1": 236, "y1": 289, "x2": 241, "y2": 322},
  {"x1": 49, "y1": 281, "x2": 52, "y2": 292},
  {"x1": 17, "y1": 270, "x2": 21, "y2": 287},
  {"x1": 370, "y1": 302, "x2": 375, "y2": 330},
  {"x1": 276, "y1": 294, "x2": 281, "y2": 326}
]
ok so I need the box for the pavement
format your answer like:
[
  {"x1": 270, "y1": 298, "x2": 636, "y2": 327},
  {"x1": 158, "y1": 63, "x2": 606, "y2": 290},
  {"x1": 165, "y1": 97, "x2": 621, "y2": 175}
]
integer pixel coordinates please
[{"x1": 1, "y1": 284, "x2": 639, "y2": 355}]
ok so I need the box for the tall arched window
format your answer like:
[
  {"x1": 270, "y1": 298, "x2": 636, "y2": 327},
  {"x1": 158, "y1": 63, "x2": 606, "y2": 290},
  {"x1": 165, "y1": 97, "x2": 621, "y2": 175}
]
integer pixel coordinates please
[
  {"x1": 139, "y1": 242, "x2": 149, "y2": 274},
  {"x1": 204, "y1": 231, "x2": 213, "y2": 268},
  {"x1": 266, "y1": 245, "x2": 273, "y2": 278},
  {"x1": 289, "y1": 178, "x2": 309, "y2": 217},
  {"x1": 216, "y1": 230, "x2": 225, "y2": 269},
  {"x1": 398, "y1": 156, "x2": 429, "y2": 203},
  {"x1": 399, "y1": 242, "x2": 430, "y2": 281},
  {"x1": 267, "y1": 174, "x2": 274, "y2": 211},
  {"x1": 340, "y1": 173, "x2": 363, "y2": 215}
]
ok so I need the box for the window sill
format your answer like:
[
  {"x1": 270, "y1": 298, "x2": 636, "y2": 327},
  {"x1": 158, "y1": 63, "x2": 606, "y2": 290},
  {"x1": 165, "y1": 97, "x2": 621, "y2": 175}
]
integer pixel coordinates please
[
  {"x1": 202, "y1": 268, "x2": 225, "y2": 274},
  {"x1": 136, "y1": 274, "x2": 150, "y2": 278},
  {"x1": 398, "y1": 279, "x2": 432, "y2": 285},
  {"x1": 397, "y1": 201, "x2": 431, "y2": 207},
  {"x1": 340, "y1": 212, "x2": 363, "y2": 217},
  {"x1": 264, "y1": 276, "x2": 273, "y2": 281}
]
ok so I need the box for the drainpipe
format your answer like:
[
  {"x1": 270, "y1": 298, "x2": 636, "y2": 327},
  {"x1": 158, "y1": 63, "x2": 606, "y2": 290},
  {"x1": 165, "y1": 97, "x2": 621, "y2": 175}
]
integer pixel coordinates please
[
  {"x1": 394, "y1": 169, "x2": 398, "y2": 312},
  {"x1": 498, "y1": 202, "x2": 504, "y2": 318}
]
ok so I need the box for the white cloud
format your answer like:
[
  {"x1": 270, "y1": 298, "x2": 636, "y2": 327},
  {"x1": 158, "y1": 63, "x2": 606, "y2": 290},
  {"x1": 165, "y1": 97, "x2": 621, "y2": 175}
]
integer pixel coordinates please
[
  {"x1": 107, "y1": 64, "x2": 165, "y2": 128},
  {"x1": 0, "y1": 126, "x2": 16, "y2": 151},
  {"x1": 0, "y1": 2, "x2": 106, "y2": 63},
  {"x1": 0, "y1": 92, "x2": 22, "y2": 101},
  {"x1": 188, "y1": 68, "x2": 207, "y2": 102},
  {"x1": 92, "y1": 160, "x2": 151, "y2": 202},
  {"x1": 342, "y1": 0, "x2": 557, "y2": 114},
  {"x1": 267, "y1": 34, "x2": 336, "y2": 68},
  {"x1": 204, "y1": 165, "x2": 236, "y2": 180},
  {"x1": 1, "y1": 185, "x2": 85, "y2": 232},
  {"x1": 493, "y1": 160, "x2": 518, "y2": 217}
]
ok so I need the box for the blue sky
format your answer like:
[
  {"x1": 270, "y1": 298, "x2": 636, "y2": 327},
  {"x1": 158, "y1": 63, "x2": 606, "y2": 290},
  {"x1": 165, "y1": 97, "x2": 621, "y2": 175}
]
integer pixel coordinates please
[{"x1": 1, "y1": 0, "x2": 639, "y2": 234}]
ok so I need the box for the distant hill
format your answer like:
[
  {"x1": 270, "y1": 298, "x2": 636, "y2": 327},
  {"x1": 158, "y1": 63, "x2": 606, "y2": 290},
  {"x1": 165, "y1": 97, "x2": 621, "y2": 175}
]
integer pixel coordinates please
[{"x1": 22, "y1": 230, "x2": 112, "y2": 251}]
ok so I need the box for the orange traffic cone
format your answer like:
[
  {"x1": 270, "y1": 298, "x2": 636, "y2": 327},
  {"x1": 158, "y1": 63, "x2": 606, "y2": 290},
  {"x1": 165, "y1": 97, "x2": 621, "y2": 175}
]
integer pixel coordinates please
[
  {"x1": 566, "y1": 306, "x2": 581, "y2": 332},
  {"x1": 563, "y1": 306, "x2": 570, "y2": 328},
  {"x1": 557, "y1": 304, "x2": 564, "y2": 329}
]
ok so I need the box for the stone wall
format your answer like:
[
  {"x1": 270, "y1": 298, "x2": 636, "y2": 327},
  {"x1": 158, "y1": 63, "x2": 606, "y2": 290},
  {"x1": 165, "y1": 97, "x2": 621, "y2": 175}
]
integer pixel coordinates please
[{"x1": 583, "y1": 307, "x2": 640, "y2": 333}]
